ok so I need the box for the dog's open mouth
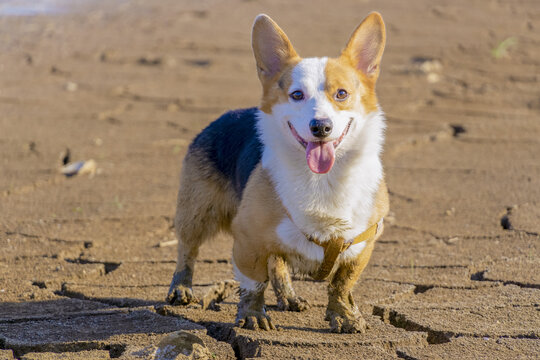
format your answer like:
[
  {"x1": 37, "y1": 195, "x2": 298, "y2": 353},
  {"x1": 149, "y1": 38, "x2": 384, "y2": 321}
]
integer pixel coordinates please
[{"x1": 288, "y1": 119, "x2": 352, "y2": 174}]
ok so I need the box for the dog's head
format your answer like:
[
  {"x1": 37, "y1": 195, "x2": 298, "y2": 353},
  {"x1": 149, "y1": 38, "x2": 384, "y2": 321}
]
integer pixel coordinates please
[{"x1": 252, "y1": 13, "x2": 386, "y2": 174}]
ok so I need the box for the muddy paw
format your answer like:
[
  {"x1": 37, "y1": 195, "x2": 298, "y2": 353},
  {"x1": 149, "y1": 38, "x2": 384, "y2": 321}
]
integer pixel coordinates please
[
  {"x1": 236, "y1": 310, "x2": 276, "y2": 331},
  {"x1": 327, "y1": 311, "x2": 368, "y2": 334},
  {"x1": 167, "y1": 284, "x2": 197, "y2": 305},
  {"x1": 167, "y1": 269, "x2": 197, "y2": 305},
  {"x1": 277, "y1": 295, "x2": 310, "y2": 312}
]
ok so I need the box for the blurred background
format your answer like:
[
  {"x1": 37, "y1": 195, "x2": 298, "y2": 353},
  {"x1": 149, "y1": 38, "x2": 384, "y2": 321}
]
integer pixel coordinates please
[{"x1": 0, "y1": 0, "x2": 538, "y2": 359}]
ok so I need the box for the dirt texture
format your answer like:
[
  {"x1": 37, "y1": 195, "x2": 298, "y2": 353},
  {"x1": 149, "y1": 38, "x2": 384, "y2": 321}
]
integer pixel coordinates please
[{"x1": 0, "y1": 0, "x2": 539, "y2": 359}]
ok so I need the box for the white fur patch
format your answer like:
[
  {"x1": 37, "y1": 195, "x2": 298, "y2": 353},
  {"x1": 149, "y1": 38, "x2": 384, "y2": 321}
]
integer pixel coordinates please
[
  {"x1": 340, "y1": 215, "x2": 384, "y2": 262},
  {"x1": 275, "y1": 217, "x2": 324, "y2": 262},
  {"x1": 232, "y1": 259, "x2": 261, "y2": 291},
  {"x1": 340, "y1": 241, "x2": 367, "y2": 262}
]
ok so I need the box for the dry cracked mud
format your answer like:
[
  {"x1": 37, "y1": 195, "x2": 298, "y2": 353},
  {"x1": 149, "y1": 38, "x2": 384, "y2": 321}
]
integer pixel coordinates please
[{"x1": 0, "y1": 0, "x2": 539, "y2": 358}]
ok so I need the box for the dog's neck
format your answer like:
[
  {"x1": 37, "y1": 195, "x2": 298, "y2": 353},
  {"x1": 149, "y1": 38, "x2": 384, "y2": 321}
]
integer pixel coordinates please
[{"x1": 256, "y1": 109, "x2": 386, "y2": 242}]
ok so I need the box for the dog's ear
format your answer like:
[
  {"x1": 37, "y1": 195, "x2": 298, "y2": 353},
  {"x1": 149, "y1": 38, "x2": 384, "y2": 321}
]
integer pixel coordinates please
[
  {"x1": 341, "y1": 12, "x2": 386, "y2": 79},
  {"x1": 252, "y1": 14, "x2": 298, "y2": 81}
]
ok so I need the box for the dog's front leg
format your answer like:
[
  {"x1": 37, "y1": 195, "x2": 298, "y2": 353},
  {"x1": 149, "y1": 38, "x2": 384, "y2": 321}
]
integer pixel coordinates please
[
  {"x1": 235, "y1": 280, "x2": 275, "y2": 331},
  {"x1": 325, "y1": 257, "x2": 370, "y2": 333},
  {"x1": 268, "y1": 254, "x2": 310, "y2": 312}
]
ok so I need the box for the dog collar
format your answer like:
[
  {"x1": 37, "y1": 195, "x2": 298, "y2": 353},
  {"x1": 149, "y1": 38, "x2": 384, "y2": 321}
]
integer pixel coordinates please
[
  {"x1": 284, "y1": 208, "x2": 383, "y2": 281},
  {"x1": 310, "y1": 219, "x2": 383, "y2": 281}
]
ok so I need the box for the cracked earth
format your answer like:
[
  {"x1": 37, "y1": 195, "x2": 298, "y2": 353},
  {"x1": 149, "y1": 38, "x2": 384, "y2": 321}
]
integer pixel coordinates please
[{"x1": 1, "y1": 0, "x2": 539, "y2": 358}]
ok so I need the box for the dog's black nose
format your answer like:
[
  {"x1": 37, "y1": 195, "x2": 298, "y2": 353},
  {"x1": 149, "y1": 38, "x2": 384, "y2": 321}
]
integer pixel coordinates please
[{"x1": 309, "y1": 119, "x2": 333, "y2": 138}]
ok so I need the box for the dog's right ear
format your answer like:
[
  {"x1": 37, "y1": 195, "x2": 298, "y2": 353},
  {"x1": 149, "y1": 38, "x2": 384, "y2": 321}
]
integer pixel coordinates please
[
  {"x1": 341, "y1": 12, "x2": 386, "y2": 80},
  {"x1": 252, "y1": 14, "x2": 298, "y2": 82}
]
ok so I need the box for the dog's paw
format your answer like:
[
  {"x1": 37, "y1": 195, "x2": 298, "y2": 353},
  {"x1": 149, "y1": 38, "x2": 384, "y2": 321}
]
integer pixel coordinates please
[
  {"x1": 167, "y1": 269, "x2": 197, "y2": 306},
  {"x1": 277, "y1": 295, "x2": 310, "y2": 312},
  {"x1": 166, "y1": 284, "x2": 197, "y2": 306},
  {"x1": 236, "y1": 310, "x2": 276, "y2": 331},
  {"x1": 327, "y1": 311, "x2": 368, "y2": 334}
]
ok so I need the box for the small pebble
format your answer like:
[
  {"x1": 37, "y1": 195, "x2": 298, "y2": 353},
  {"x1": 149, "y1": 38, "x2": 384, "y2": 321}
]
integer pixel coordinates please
[
  {"x1": 65, "y1": 81, "x2": 78, "y2": 92},
  {"x1": 167, "y1": 103, "x2": 179, "y2": 112},
  {"x1": 427, "y1": 72, "x2": 441, "y2": 83}
]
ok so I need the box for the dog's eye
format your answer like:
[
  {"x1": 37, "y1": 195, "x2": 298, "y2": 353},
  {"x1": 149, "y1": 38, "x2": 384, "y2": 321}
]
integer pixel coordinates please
[
  {"x1": 289, "y1": 90, "x2": 304, "y2": 101},
  {"x1": 335, "y1": 89, "x2": 348, "y2": 101}
]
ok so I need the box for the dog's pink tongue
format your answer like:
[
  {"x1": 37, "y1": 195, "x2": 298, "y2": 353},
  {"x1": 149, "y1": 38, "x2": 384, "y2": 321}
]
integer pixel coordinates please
[{"x1": 306, "y1": 141, "x2": 335, "y2": 174}]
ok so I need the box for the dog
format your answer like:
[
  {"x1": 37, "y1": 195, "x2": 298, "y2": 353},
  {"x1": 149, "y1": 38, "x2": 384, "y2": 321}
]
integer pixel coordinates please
[{"x1": 167, "y1": 12, "x2": 388, "y2": 334}]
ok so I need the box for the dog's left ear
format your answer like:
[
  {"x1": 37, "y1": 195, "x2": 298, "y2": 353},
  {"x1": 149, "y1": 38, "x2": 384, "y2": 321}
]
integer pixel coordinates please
[{"x1": 341, "y1": 12, "x2": 386, "y2": 79}]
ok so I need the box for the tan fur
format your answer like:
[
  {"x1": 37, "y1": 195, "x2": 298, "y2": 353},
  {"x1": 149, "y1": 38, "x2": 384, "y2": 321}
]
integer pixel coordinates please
[
  {"x1": 330, "y1": 12, "x2": 386, "y2": 115},
  {"x1": 369, "y1": 179, "x2": 390, "y2": 227},
  {"x1": 268, "y1": 254, "x2": 310, "y2": 311},
  {"x1": 259, "y1": 60, "x2": 300, "y2": 114},
  {"x1": 325, "y1": 57, "x2": 379, "y2": 114},
  {"x1": 252, "y1": 15, "x2": 301, "y2": 114},
  {"x1": 167, "y1": 149, "x2": 239, "y2": 305},
  {"x1": 323, "y1": 181, "x2": 388, "y2": 332},
  {"x1": 232, "y1": 165, "x2": 285, "y2": 282},
  {"x1": 252, "y1": 15, "x2": 298, "y2": 81},
  {"x1": 174, "y1": 149, "x2": 238, "y2": 259},
  {"x1": 341, "y1": 12, "x2": 386, "y2": 80}
]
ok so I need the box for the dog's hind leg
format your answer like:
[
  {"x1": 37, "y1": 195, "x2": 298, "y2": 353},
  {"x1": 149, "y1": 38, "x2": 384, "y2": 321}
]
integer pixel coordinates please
[
  {"x1": 268, "y1": 255, "x2": 310, "y2": 312},
  {"x1": 167, "y1": 154, "x2": 237, "y2": 305},
  {"x1": 167, "y1": 236, "x2": 198, "y2": 305}
]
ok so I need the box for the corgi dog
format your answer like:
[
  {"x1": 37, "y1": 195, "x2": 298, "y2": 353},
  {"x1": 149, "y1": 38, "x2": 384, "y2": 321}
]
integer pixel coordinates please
[{"x1": 167, "y1": 12, "x2": 389, "y2": 333}]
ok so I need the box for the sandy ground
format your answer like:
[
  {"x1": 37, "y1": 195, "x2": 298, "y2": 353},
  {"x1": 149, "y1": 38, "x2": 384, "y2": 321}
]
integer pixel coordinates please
[{"x1": 0, "y1": 0, "x2": 539, "y2": 358}]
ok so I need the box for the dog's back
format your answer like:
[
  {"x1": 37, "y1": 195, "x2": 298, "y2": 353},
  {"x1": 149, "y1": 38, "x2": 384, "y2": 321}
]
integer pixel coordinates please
[
  {"x1": 175, "y1": 107, "x2": 262, "y2": 237},
  {"x1": 188, "y1": 107, "x2": 262, "y2": 198}
]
